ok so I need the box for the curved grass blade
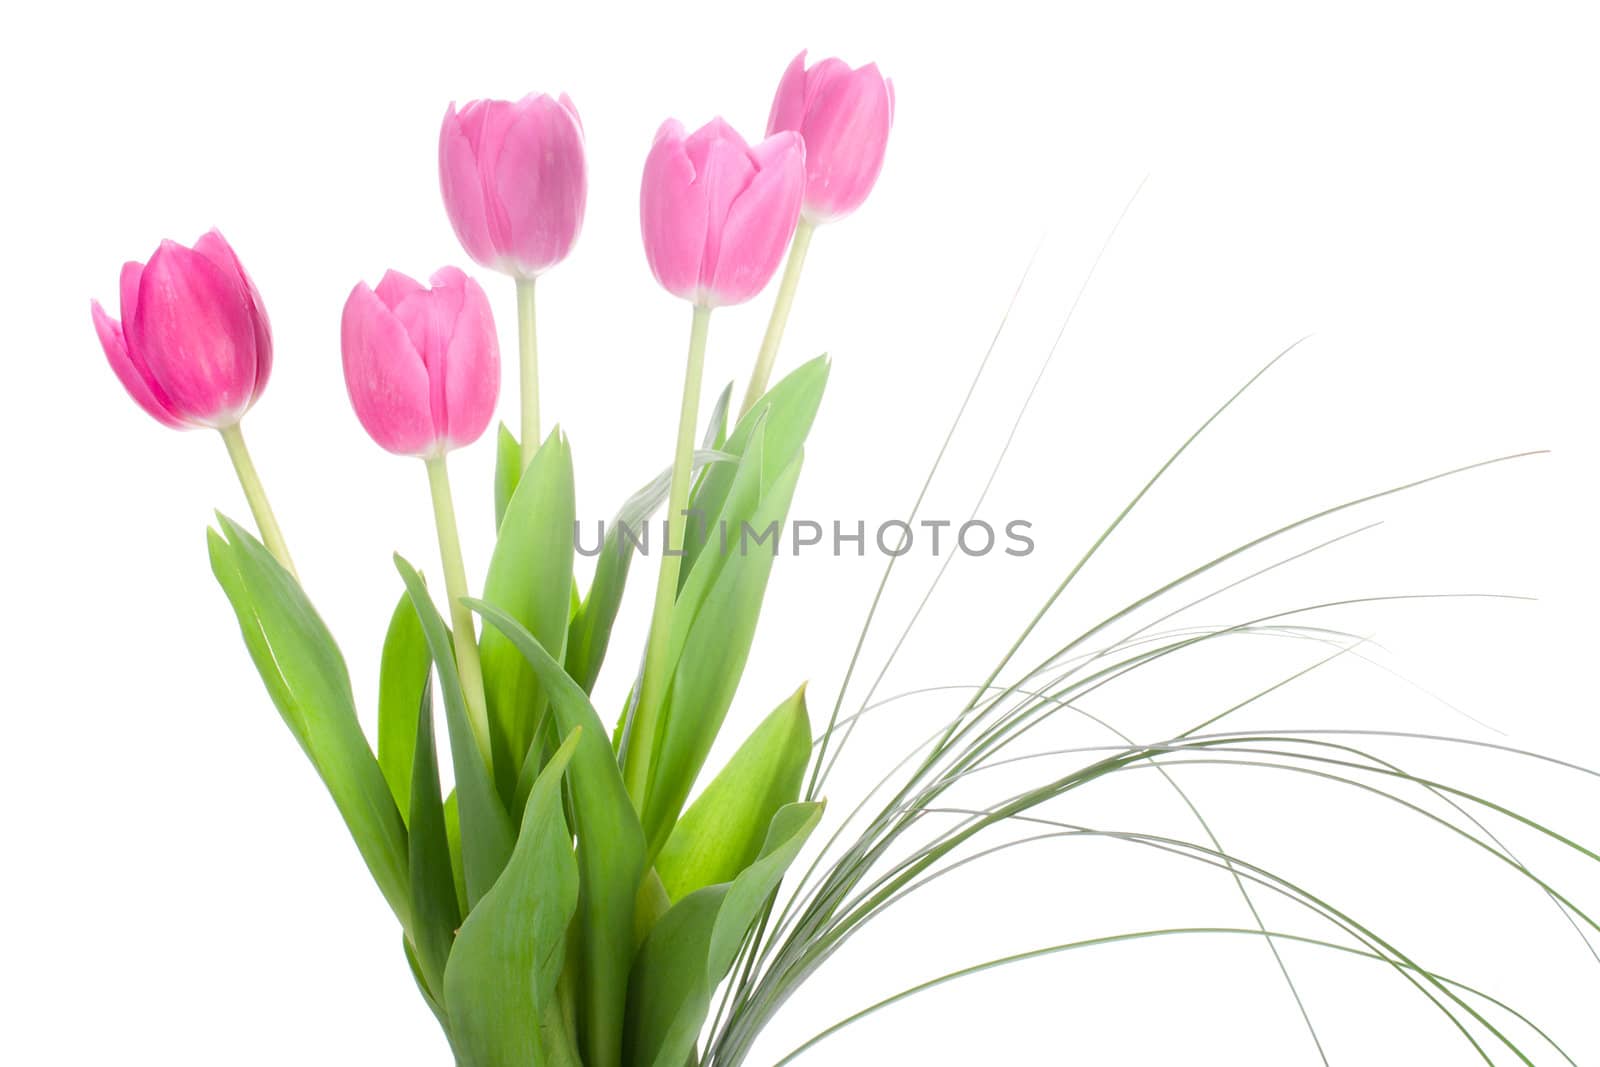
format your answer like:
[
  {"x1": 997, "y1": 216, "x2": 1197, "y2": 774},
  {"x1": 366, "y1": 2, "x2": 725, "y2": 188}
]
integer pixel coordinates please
[{"x1": 769, "y1": 927, "x2": 1567, "y2": 1067}]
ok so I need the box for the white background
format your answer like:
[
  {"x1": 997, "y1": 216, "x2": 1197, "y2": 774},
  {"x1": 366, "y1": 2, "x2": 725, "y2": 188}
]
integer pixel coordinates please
[{"x1": 3, "y1": 1, "x2": 1598, "y2": 1063}]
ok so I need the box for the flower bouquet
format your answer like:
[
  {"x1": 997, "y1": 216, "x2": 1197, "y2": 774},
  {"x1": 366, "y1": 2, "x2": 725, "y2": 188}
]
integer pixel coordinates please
[{"x1": 91, "y1": 49, "x2": 1595, "y2": 1067}]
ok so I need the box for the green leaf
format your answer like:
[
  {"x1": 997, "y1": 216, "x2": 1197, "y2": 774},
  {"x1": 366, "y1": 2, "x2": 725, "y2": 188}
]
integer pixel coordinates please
[
  {"x1": 444, "y1": 728, "x2": 582, "y2": 1067},
  {"x1": 656, "y1": 685, "x2": 812, "y2": 902},
  {"x1": 406, "y1": 676, "x2": 460, "y2": 1006},
  {"x1": 378, "y1": 590, "x2": 431, "y2": 820},
  {"x1": 444, "y1": 791, "x2": 467, "y2": 912},
  {"x1": 566, "y1": 448, "x2": 736, "y2": 696},
  {"x1": 480, "y1": 429, "x2": 576, "y2": 803},
  {"x1": 641, "y1": 451, "x2": 806, "y2": 856},
  {"x1": 396, "y1": 555, "x2": 514, "y2": 909},
  {"x1": 208, "y1": 517, "x2": 409, "y2": 926},
  {"x1": 625, "y1": 802, "x2": 825, "y2": 1067},
  {"x1": 469, "y1": 599, "x2": 646, "y2": 1067},
  {"x1": 682, "y1": 355, "x2": 827, "y2": 577},
  {"x1": 494, "y1": 422, "x2": 520, "y2": 529},
  {"x1": 703, "y1": 382, "x2": 732, "y2": 452}
]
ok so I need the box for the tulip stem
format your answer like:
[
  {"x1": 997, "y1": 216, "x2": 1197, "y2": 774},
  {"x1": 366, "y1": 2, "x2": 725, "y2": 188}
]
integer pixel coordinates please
[
  {"x1": 424, "y1": 454, "x2": 494, "y2": 770},
  {"x1": 625, "y1": 303, "x2": 712, "y2": 805},
  {"x1": 218, "y1": 423, "x2": 297, "y2": 579},
  {"x1": 740, "y1": 218, "x2": 814, "y2": 418},
  {"x1": 516, "y1": 277, "x2": 540, "y2": 466}
]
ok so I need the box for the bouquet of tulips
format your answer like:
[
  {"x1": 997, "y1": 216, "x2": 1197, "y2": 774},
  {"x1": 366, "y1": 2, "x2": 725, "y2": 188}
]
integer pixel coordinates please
[{"x1": 93, "y1": 48, "x2": 1598, "y2": 1067}]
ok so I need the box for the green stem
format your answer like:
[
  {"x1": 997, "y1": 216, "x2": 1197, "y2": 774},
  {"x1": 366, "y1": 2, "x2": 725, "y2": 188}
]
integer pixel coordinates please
[
  {"x1": 625, "y1": 304, "x2": 712, "y2": 804},
  {"x1": 218, "y1": 422, "x2": 296, "y2": 579},
  {"x1": 740, "y1": 219, "x2": 814, "y2": 418},
  {"x1": 424, "y1": 454, "x2": 493, "y2": 769},
  {"x1": 516, "y1": 277, "x2": 540, "y2": 465}
]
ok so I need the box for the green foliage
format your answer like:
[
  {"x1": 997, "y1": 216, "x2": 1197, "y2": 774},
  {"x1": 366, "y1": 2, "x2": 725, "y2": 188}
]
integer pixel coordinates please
[
  {"x1": 207, "y1": 516, "x2": 409, "y2": 927},
  {"x1": 377, "y1": 590, "x2": 430, "y2": 820},
  {"x1": 625, "y1": 803, "x2": 824, "y2": 1067},
  {"x1": 471, "y1": 600, "x2": 646, "y2": 1067},
  {"x1": 445, "y1": 729, "x2": 582, "y2": 1067},
  {"x1": 397, "y1": 556, "x2": 514, "y2": 909},
  {"x1": 656, "y1": 686, "x2": 812, "y2": 902},
  {"x1": 479, "y1": 430, "x2": 576, "y2": 804}
]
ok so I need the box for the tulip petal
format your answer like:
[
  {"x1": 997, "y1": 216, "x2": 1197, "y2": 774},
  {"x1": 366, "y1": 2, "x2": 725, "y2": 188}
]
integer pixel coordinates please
[
  {"x1": 432, "y1": 267, "x2": 500, "y2": 450},
  {"x1": 798, "y1": 63, "x2": 892, "y2": 222},
  {"x1": 640, "y1": 120, "x2": 709, "y2": 302},
  {"x1": 93, "y1": 300, "x2": 185, "y2": 429},
  {"x1": 766, "y1": 50, "x2": 809, "y2": 136},
  {"x1": 496, "y1": 95, "x2": 587, "y2": 276},
  {"x1": 127, "y1": 240, "x2": 256, "y2": 426},
  {"x1": 194, "y1": 229, "x2": 273, "y2": 402},
  {"x1": 440, "y1": 105, "x2": 501, "y2": 271},
  {"x1": 684, "y1": 120, "x2": 758, "y2": 292},
  {"x1": 341, "y1": 283, "x2": 437, "y2": 456},
  {"x1": 706, "y1": 132, "x2": 804, "y2": 306},
  {"x1": 558, "y1": 92, "x2": 583, "y2": 135}
]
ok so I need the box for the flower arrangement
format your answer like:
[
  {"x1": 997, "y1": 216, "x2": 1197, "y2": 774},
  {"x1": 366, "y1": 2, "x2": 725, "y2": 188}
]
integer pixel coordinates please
[{"x1": 92, "y1": 49, "x2": 1595, "y2": 1067}]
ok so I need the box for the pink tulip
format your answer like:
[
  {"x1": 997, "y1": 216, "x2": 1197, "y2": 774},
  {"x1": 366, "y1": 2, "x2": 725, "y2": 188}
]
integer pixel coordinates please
[
  {"x1": 767, "y1": 51, "x2": 894, "y2": 224},
  {"x1": 439, "y1": 94, "x2": 587, "y2": 278},
  {"x1": 341, "y1": 267, "x2": 500, "y2": 457},
  {"x1": 91, "y1": 230, "x2": 272, "y2": 429},
  {"x1": 640, "y1": 118, "x2": 805, "y2": 307}
]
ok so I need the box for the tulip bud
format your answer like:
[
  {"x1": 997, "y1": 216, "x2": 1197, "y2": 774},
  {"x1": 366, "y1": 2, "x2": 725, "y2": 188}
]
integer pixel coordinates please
[
  {"x1": 340, "y1": 267, "x2": 500, "y2": 458},
  {"x1": 767, "y1": 51, "x2": 894, "y2": 224},
  {"x1": 91, "y1": 230, "x2": 272, "y2": 429},
  {"x1": 640, "y1": 118, "x2": 805, "y2": 307},
  {"x1": 439, "y1": 94, "x2": 587, "y2": 279}
]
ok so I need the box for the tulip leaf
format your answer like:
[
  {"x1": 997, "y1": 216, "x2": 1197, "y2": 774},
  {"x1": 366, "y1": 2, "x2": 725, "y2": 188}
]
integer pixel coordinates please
[
  {"x1": 444, "y1": 790, "x2": 467, "y2": 914},
  {"x1": 681, "y1": 355, "x2": 827, "y2": 577},
  {"x1": 480, "y1": 429, "x2": 576, "y2": 804},
  {"x1": 469, "y1": 598, "x2": 646, "y2": 1067},
  {"x1": 396, "y1": 555, "x2": 514, "y2": 909},
  {"x1": 565, "y1": 448, "x2": 735, "y2": 695},
  {"x1": 378, "y1": 589, "x2": 431, "y2": 819},
  {"x1": 703, "y1": 382, "x2": 733, "y2": 452},
  {"x1": 207, "y1": 517, "x2": 409, "y2": 927},
  {"x1": 655, "y1": 685, "x2": 812, "y2": 902},
  {"x1": 406, "y1": 676, "x2": 460, "y2": 1007},
  {"x1": 494, "y1": 422, "x2": 520, "y2": 529},
  {"x1": 641, "y1": 450, "x2": 806, "y2": 857},
  {"x1": 444, "y1": 727, "x2": 581, "y2": 1067},
  {"x1": 624, "y1": 802, "x2": 825, "y2": 1067}
]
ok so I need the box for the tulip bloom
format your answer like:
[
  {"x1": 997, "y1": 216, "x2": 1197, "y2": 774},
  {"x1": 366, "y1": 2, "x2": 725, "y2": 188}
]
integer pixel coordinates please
[
  {"x1": 341, "y1": 265, "x2": 499, "y2": 767},
  {"x1": 627, "y1": 117, "x2": 803, "y2": 804},
  {"x1": 91, "y1": 230, "x2": 272, "y2": 429},
  {"x1": 738, "y1": 53, "x2": 894, "y2": 417},
  {"x1": 439, "y1": 92, "x2": 584, "y2": 470},
  {"x1": 92, "y1": 230, "x2": 294, "y2": 575},
  {"x1": 767, "y1": 50, "x2": 894, "y2": 224},
  {"x1": 340, "y1": 267, "x2": 500, "y2": 458},
  {"x1": 438, "y1": 94, "x2": 587, "y2": 279},
  {"x1": 639, "y1": 118, "x2": 805, "y2": 308}
]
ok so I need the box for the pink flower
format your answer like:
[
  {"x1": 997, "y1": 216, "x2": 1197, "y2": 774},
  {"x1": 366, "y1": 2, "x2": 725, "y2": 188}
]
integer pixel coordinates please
[
  {"x1": 640, "y1": 118, "x2": 805, "y2": 307},
  {"x1": 767, "y1": 51, "x2": 894, "y2": 224},
  {"x1": 439, "y1": 94, "x2": 587, "y2": 278},
  {"x1": 341, "y1": 267, "x2": 500, "y2": 457},
  {"x1": 91, "y1": 230, "x2": 272, "y2": 429}
]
